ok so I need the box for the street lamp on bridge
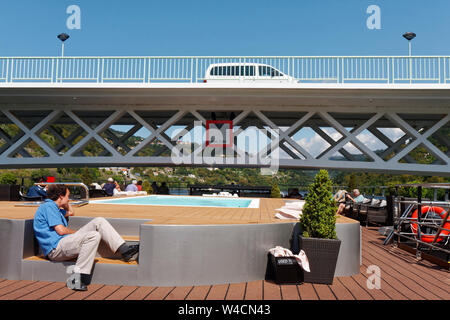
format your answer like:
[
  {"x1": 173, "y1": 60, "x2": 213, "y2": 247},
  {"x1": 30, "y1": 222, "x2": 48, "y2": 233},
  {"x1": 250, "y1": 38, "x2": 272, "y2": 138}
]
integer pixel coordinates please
[
  {"x1": 402, "y1": 32, "x2": 416, "y2": 56},
  {"x1": 403, "y1": 32, "x2": 416, "y2": 83},
  {"x1": 57, "y1": 33, "x2": 70, "y2": 57}
]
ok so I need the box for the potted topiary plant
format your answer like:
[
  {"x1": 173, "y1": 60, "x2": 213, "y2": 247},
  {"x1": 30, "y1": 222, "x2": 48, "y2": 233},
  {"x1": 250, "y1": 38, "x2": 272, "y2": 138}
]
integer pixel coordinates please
[
  {"x1": 142, "y1": 180, "x2": 153, "y2": 194},
  {"x1": 0, "y1": 172, "x2": 21, "y2": 201},
  {"x1": 271, "y1": 183, "x2": 281, "y2": 198},
  {"x1": 298, "y1": 169, "x2": 341, "y2": 284}
]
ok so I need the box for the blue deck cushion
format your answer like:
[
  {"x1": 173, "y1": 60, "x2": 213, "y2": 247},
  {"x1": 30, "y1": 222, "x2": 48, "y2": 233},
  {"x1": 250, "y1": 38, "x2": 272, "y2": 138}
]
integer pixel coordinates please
[{"x1": 33, "y1": 199, "x2": 68, "y2": 256}]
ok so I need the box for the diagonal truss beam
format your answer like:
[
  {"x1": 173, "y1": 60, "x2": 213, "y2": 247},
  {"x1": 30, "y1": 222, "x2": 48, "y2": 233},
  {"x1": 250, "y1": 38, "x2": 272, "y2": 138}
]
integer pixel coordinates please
[
  {"x1": 0, "y1": 110, "x2": 62, "y2": 159},
  {"x1": 0, "y1": 126, "x2": 30, "y2": 157},
  {"x1": 318, "y1": 112, "x2": 384, "y2": 163},
  {"x1": 386, "y1": 113, "x2": 450, "y2": 164},
  {"x1": 0, "y1": 106, "x2": 447, "y2": 176},
  {"x1": 125, "y1": 110, "x2": 186, "y2": 158},
  {"x1": 311, "y1": 124, "x2": 358, "y2": 161},
  {"x1": 62, "y1": 110, "x2": 125, "y2": 158},
  {"x1": 254, "y1": 110, "x2": 315, "y2": 160},
  {"x1": 367, "y1": 126, "x2": 415, "y2": 163}
]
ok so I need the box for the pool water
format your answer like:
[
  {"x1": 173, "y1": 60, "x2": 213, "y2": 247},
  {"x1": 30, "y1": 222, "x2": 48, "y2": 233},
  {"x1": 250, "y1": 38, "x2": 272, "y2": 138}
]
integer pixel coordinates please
[{"x1": 91, "y1": 195, "x2": 258, "y2": 208}]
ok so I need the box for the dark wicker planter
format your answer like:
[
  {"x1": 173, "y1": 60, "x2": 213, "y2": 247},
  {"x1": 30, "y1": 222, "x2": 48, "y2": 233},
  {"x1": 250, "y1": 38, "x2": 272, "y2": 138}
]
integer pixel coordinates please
[{"x1": 299, "y1": 236, "x2": 341, "y2": 285}]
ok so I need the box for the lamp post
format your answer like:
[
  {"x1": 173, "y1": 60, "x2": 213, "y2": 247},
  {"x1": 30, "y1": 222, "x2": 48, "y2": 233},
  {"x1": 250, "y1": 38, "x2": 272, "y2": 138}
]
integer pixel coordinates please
[
  {"x1": 403, "y1": 32, "x2": 416, "y2": 83},
  {"x1": 57, "y1": 33, "x2": 70, "y2": 57}
]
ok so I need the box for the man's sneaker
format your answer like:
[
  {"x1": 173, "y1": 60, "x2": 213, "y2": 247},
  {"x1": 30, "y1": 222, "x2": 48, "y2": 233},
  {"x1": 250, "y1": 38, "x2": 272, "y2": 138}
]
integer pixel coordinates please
[
  {"x1": 66, "y1": 273, "x2": 88, "y2": 291},
  {"x1": 122, "y1": 244, "x2": 139, "y2": 262}
]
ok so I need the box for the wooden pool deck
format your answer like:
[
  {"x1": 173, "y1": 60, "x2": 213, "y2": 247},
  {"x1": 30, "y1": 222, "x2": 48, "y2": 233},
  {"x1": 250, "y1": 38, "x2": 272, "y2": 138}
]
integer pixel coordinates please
[
  {"x1": 0, "y1": 227, "x2": 448, "y2": 300},
  {"x1": 0, "y1": 197, "x2": 356, "y2": 225}
]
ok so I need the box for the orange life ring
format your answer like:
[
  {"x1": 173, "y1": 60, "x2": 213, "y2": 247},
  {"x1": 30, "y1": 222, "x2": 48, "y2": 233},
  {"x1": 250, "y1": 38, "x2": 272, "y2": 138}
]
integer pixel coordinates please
[{"x1": 410, "y1": 206, "x2": 450, "y2": 243}]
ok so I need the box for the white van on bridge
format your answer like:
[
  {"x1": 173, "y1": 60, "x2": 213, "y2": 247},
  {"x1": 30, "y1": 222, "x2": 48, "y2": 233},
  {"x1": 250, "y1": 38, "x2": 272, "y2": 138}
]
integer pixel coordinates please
[{"x1": 204, "y1": 63, "x2": 297, "y2": 83}]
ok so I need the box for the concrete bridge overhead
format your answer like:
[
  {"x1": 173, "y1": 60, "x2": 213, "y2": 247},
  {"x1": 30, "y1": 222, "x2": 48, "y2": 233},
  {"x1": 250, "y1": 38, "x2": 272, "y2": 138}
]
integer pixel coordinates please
[{"x1": 0, "y1": 56, "x2": 449, "y2": 176}]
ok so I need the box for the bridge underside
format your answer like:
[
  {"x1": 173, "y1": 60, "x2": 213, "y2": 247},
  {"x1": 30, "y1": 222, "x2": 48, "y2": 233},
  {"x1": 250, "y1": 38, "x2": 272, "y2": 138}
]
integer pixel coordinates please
[{"x1": 0, "y1": 84, "x2": 449, "y2": 176}]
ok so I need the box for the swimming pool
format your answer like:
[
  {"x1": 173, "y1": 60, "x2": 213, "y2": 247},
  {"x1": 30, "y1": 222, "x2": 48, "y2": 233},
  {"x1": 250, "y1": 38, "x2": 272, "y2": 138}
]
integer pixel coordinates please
[{"x1": 90, "y1": 195, "x2": 259, "y2": 208}]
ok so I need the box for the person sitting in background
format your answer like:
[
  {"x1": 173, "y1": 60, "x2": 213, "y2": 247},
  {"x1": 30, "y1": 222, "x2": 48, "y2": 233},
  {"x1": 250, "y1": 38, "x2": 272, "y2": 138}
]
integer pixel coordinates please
[
  {"x1": 27, "y1": 177, "x2": 47, "y2": 199},
  {"x1": 151, "y1": 181, "x2": 159, "y2": 194},
  {"x1": 346, "y1": 189, "x2": 365, "y2": 203},
  {"x1": 334, "y1": 189, "x2": 348, "y2": 215},
  {"x1": 158, "y1": 182, "x2": 170, "y2": 195},
  {"x1": 286, "y1": 188, "x2": 303, "y2": 199},
  {"x1": 125, "y1": 180, "x2": 138, "y2": 192},
  {"x1": 102, "y1": 178, "x2": 116, "y2": 197},
  {"x1": 136, "y1": 180, "x2": 143, "y2": 191},
  {"x1": 90, "y1": 183, "x2": 102, "y2": 190}
]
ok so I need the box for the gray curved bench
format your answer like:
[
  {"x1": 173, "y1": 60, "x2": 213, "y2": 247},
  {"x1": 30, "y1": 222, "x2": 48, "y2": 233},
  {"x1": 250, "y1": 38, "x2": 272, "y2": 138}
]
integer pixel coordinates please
[{"x1": 137, "y1": 220, "x2": 361, "y2": 286}]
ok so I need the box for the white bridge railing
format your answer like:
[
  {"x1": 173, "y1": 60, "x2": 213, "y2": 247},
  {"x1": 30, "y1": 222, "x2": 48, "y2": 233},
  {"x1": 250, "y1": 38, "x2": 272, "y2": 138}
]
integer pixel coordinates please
[{"x1": 0, "y1": 56, "x2": 449, "y2": 84}]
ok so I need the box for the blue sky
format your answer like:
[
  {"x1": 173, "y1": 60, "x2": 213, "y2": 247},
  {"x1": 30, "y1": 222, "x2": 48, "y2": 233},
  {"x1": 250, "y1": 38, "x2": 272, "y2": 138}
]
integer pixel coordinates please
[{"x1": 1, "y1": 0, "x2": 449, "y2": 56}]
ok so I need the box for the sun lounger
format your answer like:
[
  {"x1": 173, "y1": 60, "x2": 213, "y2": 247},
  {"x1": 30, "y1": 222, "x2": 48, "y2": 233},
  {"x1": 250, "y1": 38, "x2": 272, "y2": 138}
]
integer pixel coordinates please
[{"x1": 275, "y1": 208, "x2": 302, "y2": 219}]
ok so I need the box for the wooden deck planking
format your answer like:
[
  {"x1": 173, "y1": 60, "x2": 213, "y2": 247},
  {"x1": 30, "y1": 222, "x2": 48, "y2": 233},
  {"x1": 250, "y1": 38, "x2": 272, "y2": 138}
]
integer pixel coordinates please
[
  {"x1": 18, "y1": 282, "x2": 67, "y2": 300},
  {"x1": 0, "y1": 279, "x2": 22, "y2": 290},
  {"x1": 363, "y1": 230, "x2": 450, "y2": 290},
  {"x1": 185, "y1": 285, "x2": 211, "y2": 300},
  {"x1": 124, "y1": 286, "x2": 155, "y2": 300},
  {"x1": 279, "y1": 284, "x2": 300, "y2": 300},
  {"x1": 106, "y1": 286, "x2": 139, "y2": 300},
  {"x1": 244, "y1": 280, "x2": 263, "y2": 300},
  {"x1": 205, "y1": 284, "x2": 229, "y2": 300},
  {"x1": 84, "y1": 285, "x2": 121, "y2": 300},
  {"x1": 297, "y1": 283, "x2": 318, "y2": 300},
  {"x1": 63, "y1": 283, "x2": 105, "y2": 300},
  {"x1": 0, "y1": 281, "x2": 50, "y2": 300},
  {"x1": 164, "y1": 286, "x2": 193, "y2": 300},
  {"x1": 326, "y1": 278, "x2": 355, "y2": 300},
  {"x1": 40, "y1": 286, "x2": 79, "y2": 300},
  {"x1": 145, "y1": 287, "x2": 176, "y2": 300},
  {"x1": 312, "y1": 284, "x2": 337, "y2": 300},
  {"x1": 363, "y1": 247, "x2": 449, "y2": 298},
  {"x1": 225, "y1": 283, "x2": 246, "y2": 300},
  {"x1": 338, "y1": 276, "x2": 373, "y2": 300},
  {"x1": 354, "y1": 264, "x2": 392, "y2": 300},
  {"x1": 263, "y1": 281, "x2": 282, "y2": 300},
  {"x1": 0, "y1": 280, "x2": 35, "y2": 298},
  {"x1": 362, "y1": 253, "x2": 424, "y2": 300},
  {"x1": 360, "y1": 256, "x2": 407, "y2": 300},
  {"x1": 1, "y1": 227, "x2": 448, "y2": 300},
  {"x1": 362, "y1": 248, "x2": 445, "y2": 300}
]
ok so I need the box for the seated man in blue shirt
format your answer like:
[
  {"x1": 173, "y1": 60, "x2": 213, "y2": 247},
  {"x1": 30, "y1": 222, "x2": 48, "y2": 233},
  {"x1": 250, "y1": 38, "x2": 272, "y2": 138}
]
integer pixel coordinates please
[
  {"x1": 33, "y1": 184, "x2": 139, "y2": 291},
  {"x1": 27, "y1": 177, "x2": 47, "y2": 199}
]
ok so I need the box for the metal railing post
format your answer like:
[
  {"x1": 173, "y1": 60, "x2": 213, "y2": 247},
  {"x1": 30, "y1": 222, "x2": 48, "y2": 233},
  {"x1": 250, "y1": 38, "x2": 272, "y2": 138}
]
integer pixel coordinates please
[
  {"x1": 409, "y1": 55, "x2": 412, "y2": 84},
  {"x1": 445, "y1": 57, "x2": 447, "y2": 84},
  {"x1": 387, "y1": 57, "x2": 390, "y2": 84},
  {"x1": 96, "y1": 58, "x2": 100, "y2": 83},
  {"x1": 9, "y1": 58, "x2": 14, "y2": 83},
  {"x1": 6, "y1": 58, "x2": 10, "y2": 83},
  {"x1": 195, "y1": 57, "x2": 198, "y2": 83}
]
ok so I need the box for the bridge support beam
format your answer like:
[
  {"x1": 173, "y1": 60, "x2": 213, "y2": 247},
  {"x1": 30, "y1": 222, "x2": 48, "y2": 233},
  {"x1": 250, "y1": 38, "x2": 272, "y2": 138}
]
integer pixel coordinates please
[{"x1": 0, "y1": 85, "x2": 448, "y2": 176}]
